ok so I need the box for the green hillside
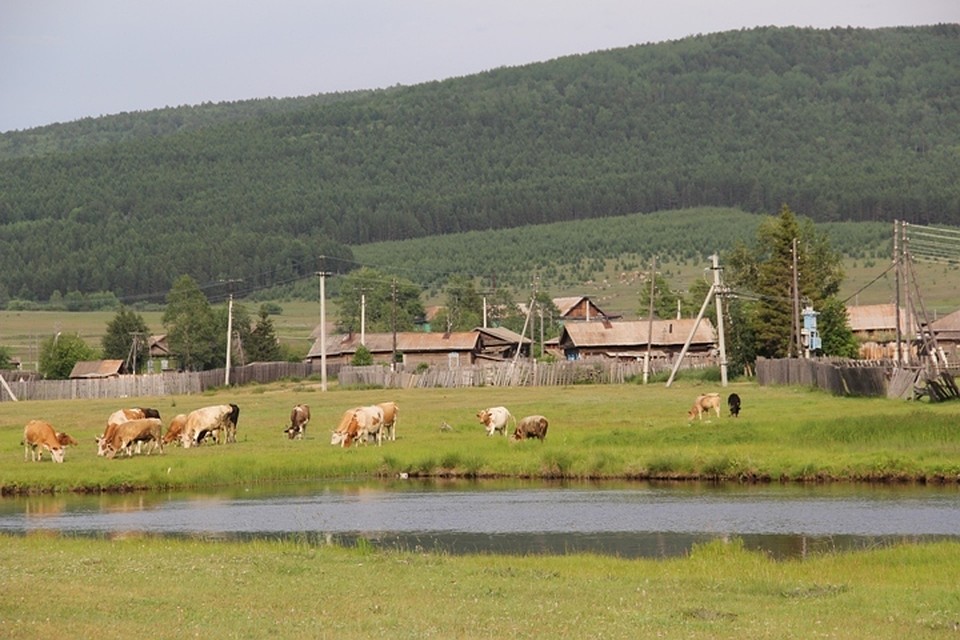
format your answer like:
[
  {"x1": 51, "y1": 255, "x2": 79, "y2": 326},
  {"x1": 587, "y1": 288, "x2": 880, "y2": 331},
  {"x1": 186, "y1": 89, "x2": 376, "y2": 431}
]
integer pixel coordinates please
[{"x1": 0, "y1": 25, "x2": 958, "y2": 303}]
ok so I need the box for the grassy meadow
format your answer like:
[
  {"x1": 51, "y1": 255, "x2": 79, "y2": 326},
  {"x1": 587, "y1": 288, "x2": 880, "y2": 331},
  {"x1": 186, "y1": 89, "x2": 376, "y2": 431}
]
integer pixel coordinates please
[
  {"x1": 1, "y1": 533, "x2": 958, "y2": 640},
  {"x1": 3, "y1": 379, "x2": 960, "y2": 493},
  {"x1": 3, "y1": 381, "x2": 960, "y2": 639}
]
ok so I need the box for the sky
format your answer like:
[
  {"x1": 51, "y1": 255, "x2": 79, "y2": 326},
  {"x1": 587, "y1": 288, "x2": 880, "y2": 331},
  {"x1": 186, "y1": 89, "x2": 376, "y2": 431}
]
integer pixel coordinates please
[{"x1": 2, "y1": 0, "x2": 958, "y2": 133}]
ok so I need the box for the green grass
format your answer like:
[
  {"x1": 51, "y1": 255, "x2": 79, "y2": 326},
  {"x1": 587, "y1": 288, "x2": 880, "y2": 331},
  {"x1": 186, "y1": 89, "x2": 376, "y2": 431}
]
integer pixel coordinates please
[
  {"x1": 3, "y1": 380, "x2": 960, "y2": 493},
  {"x1": 0, "y1": 534, "x2": 958, "y2": 639}
]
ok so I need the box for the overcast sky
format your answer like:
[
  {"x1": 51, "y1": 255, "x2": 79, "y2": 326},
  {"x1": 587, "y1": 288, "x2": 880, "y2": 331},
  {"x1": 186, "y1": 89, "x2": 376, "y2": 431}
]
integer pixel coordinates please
[{"x1": 2, "y1": 0, "x2": 958, "y2": 133}]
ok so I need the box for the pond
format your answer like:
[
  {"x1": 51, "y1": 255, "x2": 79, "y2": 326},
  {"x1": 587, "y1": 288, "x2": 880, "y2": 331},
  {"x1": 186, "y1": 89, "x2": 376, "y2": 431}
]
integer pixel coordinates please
[{"x1": 2, "y1": 480, "x2": 957, "y2": 558}]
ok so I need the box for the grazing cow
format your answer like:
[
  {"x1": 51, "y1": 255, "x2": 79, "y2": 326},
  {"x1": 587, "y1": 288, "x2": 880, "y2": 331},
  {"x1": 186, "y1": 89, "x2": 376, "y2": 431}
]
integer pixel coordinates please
[
  {"x1": 476, "y1": 406, "x2": 514, "y2": 437},
  {"x1": 285, "y1": 404, "x2": 311, "y2": 440},
  {"x1": 377, "y1": 401, "x2": 399, "y2": 441},
  {"x1": 331, "y1": 408, "x2": 362, "y2": 448},
  {"x1": 728, "y1": 393, "x2": 742, "y2": 418},
  {"x1": 688, "y1": 393, "x2": 722, "y2": 420},
  {"x1": 162, "y1": 414, "x2": 188, "y2": 446},
  {"x1": 97, "y1": 407, "x2": 161, "y2": 456},
  {"x1": 181, "y1": 404, "x2": 240, "y2": 448},
  {"x1": 55, "y1": 431, "x2": 79, "y2": 447},
  {"x1": 512, "y1": 415, "x2": 549, "y2": 441},
  {"x1": 103, "y1": 418, "x2": 163, "y2": 459},
  {"x1": 330, "y1": 405, "x2": 385, "y2": 448},
  {"x1": 23, "y1": 420, "x2": 65, "y2": 463}
]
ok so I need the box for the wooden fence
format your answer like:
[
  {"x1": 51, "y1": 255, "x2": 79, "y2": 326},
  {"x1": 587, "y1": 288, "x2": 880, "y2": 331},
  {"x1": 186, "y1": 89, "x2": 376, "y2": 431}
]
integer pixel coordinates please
[
  {"x1": 338, "y1": 359, "x2": 686, "y2": 389},
  {"x1": 0, "y1": 361, "x2": 333, "y2": 402},
  {"x1": 755, "y1": 357, "x2": 918, "y2": 398}
]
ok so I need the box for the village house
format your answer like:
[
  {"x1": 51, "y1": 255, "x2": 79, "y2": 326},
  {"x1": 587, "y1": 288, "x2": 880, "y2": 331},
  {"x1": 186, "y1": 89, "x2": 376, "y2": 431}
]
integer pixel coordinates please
[
  {"x1": 306, "y1": 326, "x2": 531, "y2": 368},
  {"x1": 845, "y1": 303, "x2": 917, "y2": 360},
  {"x1": 547, "y1": 318, "x2": 717, "y2": 364},
  {"x1": 929, "y1": 308, "x2": 960, "y2": 365},
  {"x1": 68, "y1": 359, "x2": 126, "y2": 379}
]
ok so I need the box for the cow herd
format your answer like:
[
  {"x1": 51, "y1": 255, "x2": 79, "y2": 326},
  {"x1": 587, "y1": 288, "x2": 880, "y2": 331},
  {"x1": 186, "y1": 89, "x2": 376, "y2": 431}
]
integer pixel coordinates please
[
  {"x1": 21, "y1": 403, "x2": 241, "y2": 463},
  {"x1": 20, "y1": 390, "x2": 742, "y2": 463}
]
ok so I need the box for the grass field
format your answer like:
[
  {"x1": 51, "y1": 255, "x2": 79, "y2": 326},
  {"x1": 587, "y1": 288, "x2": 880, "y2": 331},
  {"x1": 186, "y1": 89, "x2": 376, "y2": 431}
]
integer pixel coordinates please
[
  {"x1": 3, "y1": 380, "x2": 960, "y2": 494},
  {"x1": 3, "y1": 381, "x2": 960, "y2": 638},
  {"x1": 1, "y1": 534, "x2": 958, "y2": 640}
]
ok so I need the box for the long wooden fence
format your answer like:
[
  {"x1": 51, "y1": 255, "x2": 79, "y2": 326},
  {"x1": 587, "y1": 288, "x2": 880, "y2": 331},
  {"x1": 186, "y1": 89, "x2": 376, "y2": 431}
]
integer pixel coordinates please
[
  {"x1": 338, "y1": 360, "x2": 686, "y2": 389},
  {"x1": 0, "y1": 362, "x2": 331, "y2": 402}
]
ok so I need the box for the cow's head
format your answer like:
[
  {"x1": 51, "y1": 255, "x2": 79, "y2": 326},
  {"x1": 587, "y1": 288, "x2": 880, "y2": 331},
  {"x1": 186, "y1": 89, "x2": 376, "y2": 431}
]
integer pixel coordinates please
[
  {"x1": 476, "y1": 409, "x2": 489, "y2": 425},
  {"x1": 49, "y1": 445, "x2": 65, "y2": 463}
]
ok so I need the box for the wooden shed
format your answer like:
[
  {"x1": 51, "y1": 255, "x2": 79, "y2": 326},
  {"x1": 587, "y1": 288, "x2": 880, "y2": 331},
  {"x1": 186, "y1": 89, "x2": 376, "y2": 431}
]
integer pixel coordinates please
[{"x1": 550, "y1": 318, "x2": 716, "y2": 363}]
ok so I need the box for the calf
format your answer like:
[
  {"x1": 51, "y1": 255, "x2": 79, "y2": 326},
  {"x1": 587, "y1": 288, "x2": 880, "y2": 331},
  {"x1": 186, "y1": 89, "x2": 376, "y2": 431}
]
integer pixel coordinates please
[
  {"x1": 688, "y1": 393, "x2": 722, "y2": 420},
  {"x1": 23, "y1": 420, "x2": 65, "y2": 463},
  {"x1": 285, "y1": 404, "x2": 311, "y2": 440},
  {"x1": 56, "y1": 431, "x2": 79, "y2": 447},
  {"x1": 104, "y1": 418, "x2": 163, "y2": 459},
  {"x1": 512, "y1": 415, "x2": 549, "y2": 441},
  {"x1": 728, "y1": 393, "x2": 742, "y2": 418},
  {"x1": 477, "y1": 406, "x2": 514, "y2": 437},
  {"x1": 162, "y1": 414, "x2": 188, "y2": 446}
]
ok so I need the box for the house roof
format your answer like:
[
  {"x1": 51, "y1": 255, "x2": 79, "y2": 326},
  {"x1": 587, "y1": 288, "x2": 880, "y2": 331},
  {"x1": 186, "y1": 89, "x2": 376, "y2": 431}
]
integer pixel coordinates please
[
  {"x1": 475, "y1": 326, "x2": 531, "y2": 345},
  {"x1": 69, "y1": 359, "x2": 125, "y2": 379},
  {"x1": 560, "y1": 318, "x2": 715, "y2": 348},
  {"x1": 307, "y1": 331, "x2": 480, "y2": 358},
  {"x1": 846, "y1": 304, "x2": 917, "y2": 333},
  {"x1": 930, "y1": 308, "x2": 960, "y2": 333}
]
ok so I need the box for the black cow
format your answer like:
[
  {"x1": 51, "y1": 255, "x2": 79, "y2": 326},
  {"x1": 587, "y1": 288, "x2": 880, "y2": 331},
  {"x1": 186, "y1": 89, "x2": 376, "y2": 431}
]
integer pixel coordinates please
[{"x1": 727, "y1": 393, "x2": 741, "y2": 418}]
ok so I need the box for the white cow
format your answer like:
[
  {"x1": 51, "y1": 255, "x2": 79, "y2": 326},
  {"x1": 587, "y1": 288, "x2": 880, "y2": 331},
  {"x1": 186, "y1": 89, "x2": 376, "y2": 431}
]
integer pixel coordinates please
[
  {"x1": 181, "y1": 404, "x2": 240, "y2": 448},
  {"x1": 476, "y1": 406, "x2": 515, "y2": 437}
]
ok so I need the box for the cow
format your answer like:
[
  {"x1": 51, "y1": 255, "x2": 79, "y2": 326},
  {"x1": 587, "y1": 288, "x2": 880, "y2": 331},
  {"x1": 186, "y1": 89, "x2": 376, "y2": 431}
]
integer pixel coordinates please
[
  {"x1": 55, "y1": 431, "x2": 79, "y2": 447},
  {"x1": 688, "y1": 393, "x2": 722, "y2": 420},
  {"x1": 97, "y1": 407, "x2": 162, "y2": 456},
  {"x1": 181, "y1": 404, "x2": 240, "y2": 448},
  {"x1": 728, "y1": 393, "x2": 742, "y2": 418},
  {"x1": 331, "y1": 405, "x2": 385, "y2": 448},
  {"x1": 377, "y1": 401, "x2": 399, "y2": 441},
  {"x1": 103, "y1": 418, "x2": 163, "y2": 459},
  {"x1": 512, "y1": 415, "x2": 549, "y2": 441},
  {"x1": 284, "y1": 404, "x2": 311, "y2": 440},
  {"x1": 477, "y1": 406, "x2": 514, "y2": 437},
  {"x1": 22, "y1": 420, "x2": 65, "y2": 463},
  {"x1": 162, "y1": 414, "x2": 188, "y2": 447},
  {"x1": 331, "y1": 407, "x2": 362, "y2": 448}
]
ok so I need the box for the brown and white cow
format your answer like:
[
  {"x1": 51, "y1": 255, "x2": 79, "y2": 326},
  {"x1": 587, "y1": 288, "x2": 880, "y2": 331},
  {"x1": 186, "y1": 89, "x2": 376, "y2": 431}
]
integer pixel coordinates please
[
  {"x1": 97, "y1": 407, "x2": 162, "y2": 456},
  {"x1": 284, "y1": 404, "x2": 311, "y2": 440},
  {"x1": 103, "y1": 418, "x2": 163, "y2": 459},
  {"x1": 377, "y1": 401, "x2": 398, "y2": 441},
  {"x1": 23, "y1": 420, "x2": 65, "y2": 463},
  {"x1": 162, "y1": 414, "x2": 188, "y2": 447},
  {"x1": 181, "y1": 404, "x2": 240, "y2": 448},
  {"x1": 688, "y1": 393, "x2": 722, "y2": 420},
  {"x1": 330, "y1": 405, "x2": 385, "y2": 448},
  {"x1": 477, "y1": 406, "x2": 514, "y2": 437},
  {"x1": 512, "y1": 415, "x2": 549, "y2": 441}
]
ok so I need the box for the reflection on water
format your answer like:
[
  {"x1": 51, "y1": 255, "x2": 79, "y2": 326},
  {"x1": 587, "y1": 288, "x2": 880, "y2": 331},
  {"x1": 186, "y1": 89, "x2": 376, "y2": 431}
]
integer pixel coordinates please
[{"x1": 2, "y1": 479, "x2": 958, "y2": 559}]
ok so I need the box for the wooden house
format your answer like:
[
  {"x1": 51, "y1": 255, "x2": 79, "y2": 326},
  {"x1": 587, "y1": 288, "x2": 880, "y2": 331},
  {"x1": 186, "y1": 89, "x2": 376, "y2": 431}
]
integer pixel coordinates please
[
  {"x1": 69, "y1": 359, "x2": 126, "y2": 379},
  {"x1": 930, "y1": 308, "x2": 960, "y2": 364},
  {"x1": 845, "y1": 303, "x2": 917, "y2": 360},
  {"x1": 549, "y1": 318, "x2": 716, "y2": 363},
  {"x1": 306, "y1": 327, "x2": 531, "y2": 368}
]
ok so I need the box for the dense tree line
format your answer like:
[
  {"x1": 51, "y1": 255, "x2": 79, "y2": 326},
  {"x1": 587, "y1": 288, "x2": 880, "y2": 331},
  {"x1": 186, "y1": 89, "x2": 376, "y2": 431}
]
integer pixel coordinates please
[{"x1": 0, "y1": 25, "x2": 957, "y2": 302}]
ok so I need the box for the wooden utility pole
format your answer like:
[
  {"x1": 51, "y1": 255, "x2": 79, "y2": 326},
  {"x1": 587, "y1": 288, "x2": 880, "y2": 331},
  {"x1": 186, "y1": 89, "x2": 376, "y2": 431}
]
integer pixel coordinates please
[
  {"x1": 894, "y1": 220, "x2": 902, "y2": 364},
  {"x1": 316, "y1": 264, "x2": 330, "y2": 392},
  {"x1": 643, "y1": 256, "x2": 656, "y2": 384},
  {"x1": 791, "y1": 237, "x2": 802, "y2": 358},
  {"x1": 391, "y1": 278, "x2": 398, "y2": 370}
]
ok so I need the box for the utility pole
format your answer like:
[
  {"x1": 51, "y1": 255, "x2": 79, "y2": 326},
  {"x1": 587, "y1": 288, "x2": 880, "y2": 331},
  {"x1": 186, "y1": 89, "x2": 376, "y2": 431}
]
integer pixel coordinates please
[
  {"x1": 316, "y1": 263, "x2": 330, "y2": 392},
  {"x1": 225, "y1": 292, "x2": 234, "y2": 385},
  {"x1": 391, "y1": 278, "x2": 398, "y2": 370},
  {"x1": 894, "y1": 220, "x2": 902, "y2": 364},
  {"x1": 711, "y1": 253, "x2": 728, "y2": 386},
  {"x1": 791, "y1": 237, "x2": 802, "y2": 358},
  {"x1": 666, "y1": 254, "x2": 728, "y2": 388},
  {"x1": 643, "y1": 256, "x2": 656, "y2": 384},
  {"x1": 360, "y1": 289, "x2": 367, "y2": 346}
]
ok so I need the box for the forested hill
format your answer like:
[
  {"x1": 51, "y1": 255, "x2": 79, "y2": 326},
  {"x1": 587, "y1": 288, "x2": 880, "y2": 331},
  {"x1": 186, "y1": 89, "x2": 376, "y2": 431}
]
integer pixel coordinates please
[{"x1": 0, "y1": 24, "x2": 958, "y2": 303}]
